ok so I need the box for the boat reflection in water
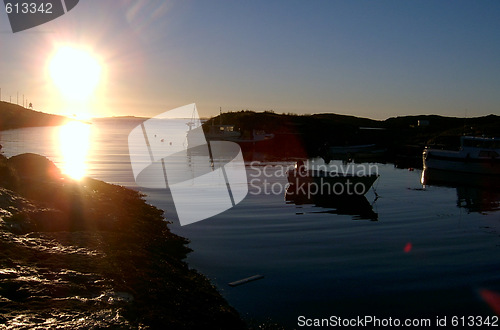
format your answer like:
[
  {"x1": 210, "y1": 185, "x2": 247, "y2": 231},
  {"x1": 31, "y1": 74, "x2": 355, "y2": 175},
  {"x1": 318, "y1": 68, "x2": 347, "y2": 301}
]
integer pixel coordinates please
[
  {"x1": 285, "y1": 185, "x2": 378, "y2": 221},
  {"x1": 421, "y1": 168, "x2": 500, "y2": 214}
]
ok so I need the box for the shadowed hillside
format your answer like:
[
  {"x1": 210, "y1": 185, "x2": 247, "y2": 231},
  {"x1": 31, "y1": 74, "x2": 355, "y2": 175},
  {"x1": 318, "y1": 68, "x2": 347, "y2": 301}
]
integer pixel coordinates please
[
  {"x1": 0, "y1": 101, "x2": 69, "y2": 131},
  {"x1": 203, "y1": 110, "x2": 500, "y2": 161}
]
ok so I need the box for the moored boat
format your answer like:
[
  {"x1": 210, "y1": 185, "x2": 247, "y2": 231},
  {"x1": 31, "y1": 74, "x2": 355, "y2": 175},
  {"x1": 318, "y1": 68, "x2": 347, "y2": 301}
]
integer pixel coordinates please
[
  {"x1": 286, "y1": 162, "x2": 379, "y2": 197},
  {"x1": 423, "y1": 136, "x2": 500, "y2": 175}
]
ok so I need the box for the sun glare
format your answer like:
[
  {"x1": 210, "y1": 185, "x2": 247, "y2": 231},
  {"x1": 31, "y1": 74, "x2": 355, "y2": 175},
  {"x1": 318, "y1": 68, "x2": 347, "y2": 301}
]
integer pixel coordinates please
[
  {"x1": 58, "y1": 121, "x2": 92, "y2": 180},
  {"x1": 49, "y1": 46, "x2": 102, "y2": 101}
]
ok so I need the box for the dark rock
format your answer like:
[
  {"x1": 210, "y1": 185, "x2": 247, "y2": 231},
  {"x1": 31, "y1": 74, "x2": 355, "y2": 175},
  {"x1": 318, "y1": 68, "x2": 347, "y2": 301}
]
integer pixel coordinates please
[
  {"x1": 8, "y1": 153, "x2": 62, "y2": 181},
  {"x1": 0, "y1": 154, "x2": 19, "y2": 190},
  {"x1": 0, "y1": 153, "x2": 245, "y2": 329}
]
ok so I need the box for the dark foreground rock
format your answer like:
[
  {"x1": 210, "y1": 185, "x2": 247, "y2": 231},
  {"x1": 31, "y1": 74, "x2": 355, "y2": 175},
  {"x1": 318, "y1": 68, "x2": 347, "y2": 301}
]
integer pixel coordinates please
[{"x1": 0, "y1": 153, "x2": 244, "y2": 329}]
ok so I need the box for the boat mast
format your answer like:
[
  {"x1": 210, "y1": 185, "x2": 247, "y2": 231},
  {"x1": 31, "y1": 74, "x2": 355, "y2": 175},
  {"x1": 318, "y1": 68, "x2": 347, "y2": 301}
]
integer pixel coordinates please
[{"x1": 186, "y1": 104, "x2": 197, "y2": 131}]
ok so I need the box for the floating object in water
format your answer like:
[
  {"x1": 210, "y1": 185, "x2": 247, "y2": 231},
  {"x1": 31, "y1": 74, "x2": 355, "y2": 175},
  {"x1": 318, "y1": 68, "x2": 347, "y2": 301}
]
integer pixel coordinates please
[{"x1": 228, "y1": 274, "x2": 264, "y2": 287}]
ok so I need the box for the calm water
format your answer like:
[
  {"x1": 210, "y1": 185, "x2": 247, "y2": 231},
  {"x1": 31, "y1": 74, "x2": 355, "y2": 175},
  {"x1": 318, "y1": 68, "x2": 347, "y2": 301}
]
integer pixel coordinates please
[{"x1": 2, "y1": 119, "x2": 499, "y2": 328}]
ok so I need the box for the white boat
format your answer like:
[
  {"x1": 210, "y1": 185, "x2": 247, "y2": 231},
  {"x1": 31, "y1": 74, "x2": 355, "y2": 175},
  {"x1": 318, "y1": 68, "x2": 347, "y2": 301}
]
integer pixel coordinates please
[{"x1": 423, "y1": 136, "x2": 500, "y2": 175}]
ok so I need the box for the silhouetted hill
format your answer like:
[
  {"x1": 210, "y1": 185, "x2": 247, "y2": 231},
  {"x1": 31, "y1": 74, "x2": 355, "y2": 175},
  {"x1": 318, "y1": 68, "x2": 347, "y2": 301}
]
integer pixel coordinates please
[
  {"x1": 383, "y1": 114, "x2": 500, "y2": 148},
  {"x1": 0, "y1": 101, "x2": 69, "y2": 131},
  {"x1": 204, "y1": 110, "x2": 500, "y2": 159}
]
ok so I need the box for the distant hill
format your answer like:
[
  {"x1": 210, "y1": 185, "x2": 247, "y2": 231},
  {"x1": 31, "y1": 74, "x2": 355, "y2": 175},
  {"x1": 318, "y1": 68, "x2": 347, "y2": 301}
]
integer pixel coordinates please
[
  {"x1": 210, "y1": 110, "x2": 499, "y2": 132},
  {"x1": 208, "y1": 110, "x2": 499, "y2": 138},
  {"x1": 203, "y1": 110, "x2": 500, "y2": 158},
  {"x1": 383, "y1": 114, "x2": 500, "y2": 147},
  {"x1": 0, "y1": 101, "x2": 69, "y2": 131},
  {"x1": 92, "y1": 115, "x2": 149, "y2": 120}
]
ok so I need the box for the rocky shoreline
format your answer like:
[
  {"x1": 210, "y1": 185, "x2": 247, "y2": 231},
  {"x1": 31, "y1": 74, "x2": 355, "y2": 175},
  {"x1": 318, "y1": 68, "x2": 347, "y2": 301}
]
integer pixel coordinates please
[{"x1": 0, "y1": 153, "x2": 244, "y2": 329}]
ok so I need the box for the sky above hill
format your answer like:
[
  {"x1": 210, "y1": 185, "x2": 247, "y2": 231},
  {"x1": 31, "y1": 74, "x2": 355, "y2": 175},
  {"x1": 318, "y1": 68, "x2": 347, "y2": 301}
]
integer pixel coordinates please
[{"x1": 1, "y1": 0, "x2": 499, "y2": 120}]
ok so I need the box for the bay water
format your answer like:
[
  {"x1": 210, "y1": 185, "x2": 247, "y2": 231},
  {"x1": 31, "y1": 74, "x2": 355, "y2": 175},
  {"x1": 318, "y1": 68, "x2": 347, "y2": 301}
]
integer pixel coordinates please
[{"x1": 1, "y1": 118, "x2": 499, "y2": 328}]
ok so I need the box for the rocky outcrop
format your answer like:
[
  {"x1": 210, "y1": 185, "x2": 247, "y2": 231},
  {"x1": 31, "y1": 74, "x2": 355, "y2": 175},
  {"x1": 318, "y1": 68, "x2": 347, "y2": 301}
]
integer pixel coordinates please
[{"x1": 0, "y1": 153, "x2": 244, "y2": 329}]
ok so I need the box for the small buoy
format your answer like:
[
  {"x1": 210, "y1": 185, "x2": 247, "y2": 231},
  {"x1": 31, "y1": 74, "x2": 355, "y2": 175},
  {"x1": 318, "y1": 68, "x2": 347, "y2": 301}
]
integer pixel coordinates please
[
  {"x1": 408, "y1": 168, "x2": 414, "y2": 171},
  {"x1": 228, "y1": 274, "x2": 264, "y2": 287}
]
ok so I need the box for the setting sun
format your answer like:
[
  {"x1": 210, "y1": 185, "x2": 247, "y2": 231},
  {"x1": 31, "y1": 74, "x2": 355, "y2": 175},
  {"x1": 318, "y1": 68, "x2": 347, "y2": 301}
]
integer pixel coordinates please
[{"x1": 49, "y1": 46, "x2": 102, "y2": 102}]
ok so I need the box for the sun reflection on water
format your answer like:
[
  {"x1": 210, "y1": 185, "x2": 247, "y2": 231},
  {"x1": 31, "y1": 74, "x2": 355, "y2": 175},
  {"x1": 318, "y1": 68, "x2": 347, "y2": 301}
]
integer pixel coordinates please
[{"x1": 58, "y1": 121, "x2": 92, "y2": 180}]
